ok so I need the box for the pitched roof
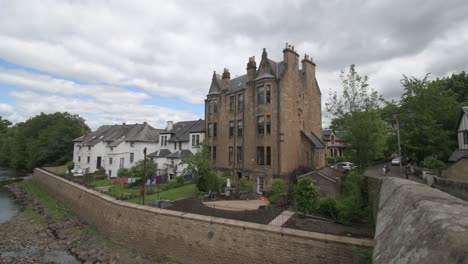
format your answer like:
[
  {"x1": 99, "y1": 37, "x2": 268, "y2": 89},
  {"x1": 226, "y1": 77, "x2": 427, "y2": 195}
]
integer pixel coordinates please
[
  {"x1": 148, "y1": 149, "x2": 171, "y2": 158},
  {"x1": 322, "y1": 129, "x2": 333, "y2": 140},
  {"x1": 166, "y1": 149, "x2": 193, "y2": 159},
  {"x1": 162, "y1": 119, "x2": 205, "y2": 142},
  {"x1": 448, "y1": 149, "x2": 468, "y2": 162},
  {"x1": 302, "y1": 131, "x2": 326, "y2": 149},
  {"x1": 73, "y1": 123, "x2": 159, "y2": 147}
]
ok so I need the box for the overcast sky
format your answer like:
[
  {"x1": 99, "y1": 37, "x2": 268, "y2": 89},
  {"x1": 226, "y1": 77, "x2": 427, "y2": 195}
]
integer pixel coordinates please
[{"x1": 1, "y1": 0, "x2": 467, "y2": 129}]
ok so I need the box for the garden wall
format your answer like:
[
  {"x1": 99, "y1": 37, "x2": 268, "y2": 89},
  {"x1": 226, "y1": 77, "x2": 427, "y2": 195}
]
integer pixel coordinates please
[
  {"x1": 373, "y1": 177, "x2": 468, "y2": 264},
  {"x1": 32, "y1": 168, "x2": 372, "y2": 264}
]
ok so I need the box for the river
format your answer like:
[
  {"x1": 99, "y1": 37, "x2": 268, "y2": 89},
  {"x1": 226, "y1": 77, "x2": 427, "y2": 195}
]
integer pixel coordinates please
[{"x1": 0, "y1": 166, "x2": 26, "y2": 224}]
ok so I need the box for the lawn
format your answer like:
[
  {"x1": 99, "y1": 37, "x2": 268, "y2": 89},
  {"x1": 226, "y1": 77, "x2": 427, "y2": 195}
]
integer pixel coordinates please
[
  {"x1": 90, "y1": 178, "x2": 111, "y2": 187},
  {"x1": 128, "y1": 184, "x2": 197, "y2": 205}
]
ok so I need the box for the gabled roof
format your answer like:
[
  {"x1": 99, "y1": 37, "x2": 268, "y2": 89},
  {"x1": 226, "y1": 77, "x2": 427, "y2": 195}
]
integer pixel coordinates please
[
  {"x1": 73, "y1": 123, "x2": 159, "y2": 147},
  {"x1": 160, "y1": 119, "x2": 205, "y2": 142},
  {"x1": 148, "y1": 149, "x2": 171, "y2": 158},
  {"x1": 166, "y1": 149, "x2": 193, "y2": 159},
  {"x1": 302, "y1": 131, "x2": 326, "y2": 149},
  {"x1": 448, "y1": 149, "x2": 468, "y2": 162},
  {"x1": 457, "y1": 106, "x2": 468, "y2": 130}
]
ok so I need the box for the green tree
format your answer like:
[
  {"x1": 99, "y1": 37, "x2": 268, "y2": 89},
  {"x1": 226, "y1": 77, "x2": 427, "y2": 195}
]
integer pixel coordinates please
[
  {"x1": 129, "y1": 159, "x2": 157, "y2": 179},
  {"x1": 0, "y1": 116, "x2": 12, "y2": 134},
  {"x1": 294, "y1": 177, "x2": 319, "y2": 215},
  {"x1": 326, "y1": 64, "x2": 387, "y2": 169},
  {"x1": 181, "y1": 142, "x2": 216, "y2": 192},
  {"x1": 269, "y1": 178, "x2": 286, "y2": 203},
  {"x1": 0, "y1": 112, "x2": 89, "y2": 170},
  {"x1": 239, "y1": 176, "x2": 252, "y2": 193}
]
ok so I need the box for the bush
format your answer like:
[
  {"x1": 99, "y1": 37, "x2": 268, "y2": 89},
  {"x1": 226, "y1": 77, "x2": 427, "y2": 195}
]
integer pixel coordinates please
[
  {"x1": 117, "y1": 168, "x2": 130, "y2": 178},
  {"x1": 316, "y1": 197, "x2": 339, "y2": 220},
  {"x1": 269, "y1": 178, "x2": 286, "y2": 203},
  {"x1": 176, "y1": 176, "x2": 185, "y2": 185},
  {"x1": 325, "y1": 157, "x2": 335, "y2": 165},
  {"x1": 66, "y1": 161, "x2": 75, "y2": 172},
  {"x1": 294, "y1": 177, "x2": 319, "y2": 215},
  {"x1": 336, "y1": 172, "x2": 370, "y2": 224},
  {"x1": 420, "y1": 159, "x2": 446, "y2": 173},
  {"x1": 239, "y1": 177, "x2": 252, "y2": 193},
  {"x1": 96, "y1": 166, "x2": 106, "y2": 176},
  {"x1": 197, "y1": 171, "x2": 219, "y2": 193}
]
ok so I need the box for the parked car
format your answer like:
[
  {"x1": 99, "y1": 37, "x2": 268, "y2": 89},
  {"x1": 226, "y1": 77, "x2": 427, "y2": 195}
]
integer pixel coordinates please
[
  {"x1": 71, "y1": 168, "x2": 83, "y2": 177},
  {"x1": 391, "y1": 157, "x2": 407, "y2": 166},
  {"x1": 332, "y1": 162, "x2": 356, "y2": 171}
]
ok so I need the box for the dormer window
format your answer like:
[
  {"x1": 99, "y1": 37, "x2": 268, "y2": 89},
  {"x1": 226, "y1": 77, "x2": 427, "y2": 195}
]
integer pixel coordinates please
[{"x1": 331, "y1": 135, "x2": 335, "y2": 145}]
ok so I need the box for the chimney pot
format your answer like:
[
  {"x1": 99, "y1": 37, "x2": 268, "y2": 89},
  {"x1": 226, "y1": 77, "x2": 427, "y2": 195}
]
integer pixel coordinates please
[{"x1": 166, "y1": 121, "x2": 173, "y2": 131}]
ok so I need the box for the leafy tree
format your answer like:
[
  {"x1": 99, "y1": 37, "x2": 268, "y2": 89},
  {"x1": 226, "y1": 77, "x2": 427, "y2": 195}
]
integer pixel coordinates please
[
  {"x1": 239, "y1": 176, "x2": 252, "y2": 193},
  {"x1": 181, "y1": 142, "x2": 216, "y2": 192},
  {"x1": 326, "y1": 64, "x2": 387, "y2": 169},
  {"x1": 294, "y1": 177, "x2": 319, "y2": 215},
  {"x1": 0, "y1": 116, "x2": 12, "y2": 134},
  {"x1": 0, "y1": 112, "x2": 89, "y2": 170},
  {"x1": 269, "y1": 178, "x2": 286, "y2": 203},
  {"x1": 129, "y1": 159, "x2": 157, "y2": 179}
]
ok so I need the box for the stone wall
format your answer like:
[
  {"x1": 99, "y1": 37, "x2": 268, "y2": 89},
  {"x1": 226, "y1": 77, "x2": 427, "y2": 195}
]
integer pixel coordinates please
[
  {"x1": 32, "y1": 168, "x2": 372, "y2": 264},
  {"x1": 373, "y1": 177, "x2": 468, "y2": 264},
  {"x1": 435, "y1": 176, "x2": 468, "y2": 198}
]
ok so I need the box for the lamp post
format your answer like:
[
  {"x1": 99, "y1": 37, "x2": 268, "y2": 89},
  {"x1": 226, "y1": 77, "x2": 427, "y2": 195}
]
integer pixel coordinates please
[{"x1": 393, "y1": 112, "x2": 403, "y2": 174}]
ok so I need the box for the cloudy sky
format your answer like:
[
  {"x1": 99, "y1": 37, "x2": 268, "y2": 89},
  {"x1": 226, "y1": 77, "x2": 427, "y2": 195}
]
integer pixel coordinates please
[{"x1": 1, "y1": 0, "x2": 467, "y2": 129}]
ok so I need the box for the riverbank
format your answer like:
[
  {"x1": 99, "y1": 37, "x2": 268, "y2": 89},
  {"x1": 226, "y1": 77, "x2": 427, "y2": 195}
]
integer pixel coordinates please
[{"x1": 0, "y1": 179, "x2": 176, "y2": 264}]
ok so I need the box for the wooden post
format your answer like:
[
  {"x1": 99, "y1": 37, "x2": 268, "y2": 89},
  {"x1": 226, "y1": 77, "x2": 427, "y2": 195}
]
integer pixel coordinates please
[{"x1": 142, "y1": 147, "x2": 147, "y2": 205}]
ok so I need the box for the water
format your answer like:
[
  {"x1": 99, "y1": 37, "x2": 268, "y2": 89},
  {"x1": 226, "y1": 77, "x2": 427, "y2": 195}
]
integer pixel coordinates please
[{"x1": 0, "y1": 166, "x2": 25, "y2": 224}]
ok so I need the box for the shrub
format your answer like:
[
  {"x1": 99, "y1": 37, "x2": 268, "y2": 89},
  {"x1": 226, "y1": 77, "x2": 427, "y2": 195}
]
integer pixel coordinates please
[
  {"x1": 420, "y1": 159, "x2": 446, "y2": 173},
  {"x1": 336, "y1": 172, "x2": 370, "y2": 224},
  {"x1": 117, "y1": 168, "x2": 130, "y2": 178},
  {"x1": 325, "y1": 157, "x2": 335, "y2": 165},
  {"x1": 239, "y1": 176, "x2": 252, "y2": 193},
  {"x1": 96, "y1": 166, "x2": 106, "y2": 175},
  {"x1": 294, "y1": 177, "x2": 319, "y2": 215},
  {"x1": 197, "y1": 171, "x2": 219, "y2": 193},
  {"x1": 316, "y1": 197, "x2": 339, "y2": 220},
  {"x1": 269, "y1": 178, "x2": 286, "y2": 203},
  {"x1": 176, "y1": 176, "x2": 185, "y2": 185},
  {"x1": 66, "y1": 161, "x2": 75, "y2": 172}
]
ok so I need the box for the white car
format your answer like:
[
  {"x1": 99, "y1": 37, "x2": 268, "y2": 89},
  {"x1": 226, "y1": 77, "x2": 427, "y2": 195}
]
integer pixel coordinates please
[
  {"x1": 332, "y1": 162, "x2": 356, "y2": 171},
  {"x1": 391, "y1": 157, "x2": 405, "y2": 166}
]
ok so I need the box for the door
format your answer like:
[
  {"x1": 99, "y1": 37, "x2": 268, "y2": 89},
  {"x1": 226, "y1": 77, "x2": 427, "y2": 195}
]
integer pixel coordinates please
[
  {"x1": 96, "y1": 156, "x2": 101, "y2": 169},
  {"x1": 257, "y1": 176, "x2": 264, "y2": 194}
]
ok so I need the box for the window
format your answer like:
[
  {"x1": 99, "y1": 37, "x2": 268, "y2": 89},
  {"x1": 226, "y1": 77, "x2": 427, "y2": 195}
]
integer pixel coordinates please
[
  {"x1": 238, "y1": 94, "x2": 243, "y2": 111},
  {"x1": 208, "y1": 100, "x2": 212, "y2": 114},
  {"x1": 78, "y1": 156, "x2": 81, "y2": 162},
  {"x1": 257, "y1": 147, "x2": 264, "y2": 165},
  {"x1": 266, "y1": 147, "x2": 271, "y2": 166},
  {"x1": 331, "y1": 135, "x2": 335, "y2": 145},
  {"x1": 257, "y1": 86, "x2": 265, "y2": 104},
  {"x1": 237, "y1": 146, "x2": 243, "y2": 162},
  {"x1": 229, "y1": 146, "x2": 233, "y2": 163},
  {"x1": 257, "y1": 116, "x2": 265, "y2": 134},
  {"x1": 87, "y1": 156, "x2": 90, "y2": 163},
  {"x1": 230, "y1": 96, "x2": 235, "y2": 112},
  {"x1": 237, "y1": 120, "x2": 243, "y2": 136},
  {"x1": 130, "y1": 153, "x2": 134, "y2": 163},
  {"x1": 78, "y1": 145, "x2": 82, "y2": 150},
  {"x1": 208, "y1": 123, "x2": 212, "y2": 137},
  {"x1": 110, "y1": 147, "x2": 114, "y2": 151},
  {"x1": 213, "y1": 122, "x2": 217, "y2": 137},
  {"x1": 212, "y1": 146, "x2": 217, "y2": 161},
  {"x1": 161, "y1": 135, "x2": 168, "y2": 146},
  {"x1": 229, "y1": 121, "x2": 235, "y2": 137},
  {"x1": 130, "y1": 142, "x2": 135, "y2": 147},
  {"x1": 192, "y1": 134, "x2": 200, "y2": 146},
  {"x1": 88, "y1": 146, "x2": 91, "y2": 151},
  {"x1": 257, "y1": 176, "x2": 264, "y2": 194},
  {"x1": 464, "y1": 131, "x2": 468, "y2": 145},
  {"x1": 109, "y1": 170, "x2": 112, "y2": 178},
  {"x1": 174, "y1": 142, "x2": 177, "y2": 150},
  {"x1": 266, "y1": 85, "x2": 271, "y2": 103},
  {"x1": 213, "y1": 99, "x2": 218, "y2": 113},
  {"x1": 266, "y1": 115, "x2": 271, "y2": 134},
  {"x1": 109, "y1": 157, "x2": 113, "y2": 165},
  {"x1": 179, "y1": 142, "x2": 182, "y2": 150},
  {"x1": 119, "y1": 157, "x2": 124, "y2": 168}
]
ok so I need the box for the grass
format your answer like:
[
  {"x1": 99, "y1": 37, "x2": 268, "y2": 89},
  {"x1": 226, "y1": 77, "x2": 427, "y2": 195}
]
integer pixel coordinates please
[
  {"x1": 128, "y1": 184, "x2": 197, "y2": 205},
  {"x1": 447, "y1": 191, "x2": 468, "y2": 202},
  {"x1": 21, "y1": 180, "x2": 75, "y2": 222},
  {"x1": 90, "y1": 178, "x2": 111, "y2": 187}
]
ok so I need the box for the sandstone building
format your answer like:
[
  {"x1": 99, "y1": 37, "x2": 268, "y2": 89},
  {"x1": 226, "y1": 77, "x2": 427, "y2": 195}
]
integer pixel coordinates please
[{"x1": 205, "y1": 44, "x2": 326, "y2": 193}]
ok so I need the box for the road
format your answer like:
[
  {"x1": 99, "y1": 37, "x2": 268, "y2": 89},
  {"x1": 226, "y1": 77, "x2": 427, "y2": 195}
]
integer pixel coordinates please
[{"x1": 364, "y1": 162, "x2": 423, "y2": 183}]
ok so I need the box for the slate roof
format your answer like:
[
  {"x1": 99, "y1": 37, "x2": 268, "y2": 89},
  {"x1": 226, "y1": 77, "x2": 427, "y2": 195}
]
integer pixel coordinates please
[
  {"x1": 148, "y1": 149, "x2": 171, "y2": 158},
  {"x1": 322, "y1": 129, "x2": 333, "y2": 140},
  {"x1": 73, "y1": 123, "x2": 159, "y2": 147},
  {"x1": 302, "y1": 131, "x2": 326, "y2": 149},
  {"x1": 448, "y1": 149, "x2": 468, "y2": 162},
  {"x1": 160, "y1": 119, "x2": 205, "y2": 142},
  {"x1": 166, "y1": 149, "x2": 193, "y2": 159},
  {"x1": 297, "y1": 167, "x2": 342, "y2": 197}
]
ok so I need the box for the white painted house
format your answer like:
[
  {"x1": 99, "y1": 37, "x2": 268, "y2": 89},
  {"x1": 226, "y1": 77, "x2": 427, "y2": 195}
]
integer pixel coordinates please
[
  {"x1": 148, "y1": 119, "x2": 205, "y2": 179},
  {"x1": 73, "y1": 119, "x2": 205, "y2": 179},
  {"x1": 444, "y1": 107, "x2": 468, "y2": 181}
]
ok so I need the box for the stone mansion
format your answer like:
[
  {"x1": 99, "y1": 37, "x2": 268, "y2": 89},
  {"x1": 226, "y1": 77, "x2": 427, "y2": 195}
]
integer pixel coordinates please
[{"x1": 205, "y1": 44, "x2": 326, "y2": 193}]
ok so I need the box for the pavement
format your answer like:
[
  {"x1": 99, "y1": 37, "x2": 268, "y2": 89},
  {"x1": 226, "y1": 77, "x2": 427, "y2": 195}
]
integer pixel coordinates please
[
  {"x1": 268, "y1": 210, "x2": 295, "y2": 226},
  {"x1": 365, "y1": 162, "x2": 423, "y2": 183},
  {"x1": 203, "y1": 200, "x2": 269, "y2": 211}
]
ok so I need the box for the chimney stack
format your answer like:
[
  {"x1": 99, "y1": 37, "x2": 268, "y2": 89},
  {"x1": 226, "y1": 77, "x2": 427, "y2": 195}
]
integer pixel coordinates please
[
  {"x1": 301, "y1": 53, "x2": 316, "y2": 80},
  {"x1": 246, "y1": 56, "x2": 257, "y2": 81},
  {"x1": 221, "y1": 68, "x2": 230, "y2": 90},
  {"x1": 166, "y1": 121, "x2": 173, "y2": 131},
  {"x1": 283, "y1": 42, "x2": 299, "y2": 70}
]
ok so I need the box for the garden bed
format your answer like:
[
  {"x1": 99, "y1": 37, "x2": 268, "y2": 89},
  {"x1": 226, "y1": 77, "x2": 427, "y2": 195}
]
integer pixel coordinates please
[{"x1": 165, "y1": 198, "x2": 285, "y2": 224}]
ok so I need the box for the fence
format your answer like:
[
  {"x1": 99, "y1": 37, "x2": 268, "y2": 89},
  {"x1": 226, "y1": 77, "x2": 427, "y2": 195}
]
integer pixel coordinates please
[{"x1": 45, "y1": 168, "x2": 375, "y2": 239}]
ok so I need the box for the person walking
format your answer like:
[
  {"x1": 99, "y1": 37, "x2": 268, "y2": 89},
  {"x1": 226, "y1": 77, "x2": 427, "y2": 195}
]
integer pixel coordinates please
[
  {"x1": 383, "y1": 164, "x2": 387, "y2": 176},
  {"x1": 386, "y1": 164, "x2": 391, "y2": 176}
]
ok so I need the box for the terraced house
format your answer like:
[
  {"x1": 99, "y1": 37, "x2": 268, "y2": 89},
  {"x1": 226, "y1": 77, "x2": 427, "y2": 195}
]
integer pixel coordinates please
[
  {"x1": 205, "y1": 44, "x2": 326, "y2": 193},
  {"x1": 73, "y1": 119, "x2": 205, "y2": 179}
]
